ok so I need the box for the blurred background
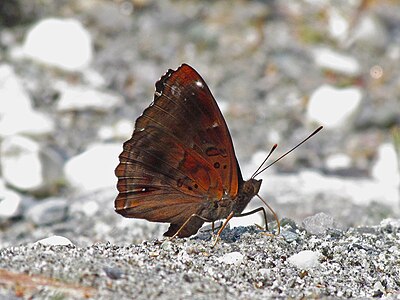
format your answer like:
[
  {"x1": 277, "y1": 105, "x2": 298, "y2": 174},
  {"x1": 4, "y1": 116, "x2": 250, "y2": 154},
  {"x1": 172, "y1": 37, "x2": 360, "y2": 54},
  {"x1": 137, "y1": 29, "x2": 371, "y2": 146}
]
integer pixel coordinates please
[{"x1": 0, "y1": 0, "x2": 399, "y2": 247}]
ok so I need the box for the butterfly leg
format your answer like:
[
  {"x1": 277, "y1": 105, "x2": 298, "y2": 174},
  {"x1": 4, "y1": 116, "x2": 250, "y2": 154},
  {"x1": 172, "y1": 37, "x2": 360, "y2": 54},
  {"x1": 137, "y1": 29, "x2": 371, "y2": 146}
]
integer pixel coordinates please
[
  {"x1": 199, "y1": 221, "x2": 222, "y2": 236},
  {"x1": 211, "y1": 211, "x2": 235, "y2": 247},
  {"x1": 169, "y1": 214, "x2": 213, "y2": 241},
  {"x1": 211, "y1": 221, "x2": 225, "y2": 233},
  {"x1": 235, "y1": 207, "x2": 269, "y2": 231},
  {"x1": 235, "y1": 206, "x2": 280, "y2": 236}
]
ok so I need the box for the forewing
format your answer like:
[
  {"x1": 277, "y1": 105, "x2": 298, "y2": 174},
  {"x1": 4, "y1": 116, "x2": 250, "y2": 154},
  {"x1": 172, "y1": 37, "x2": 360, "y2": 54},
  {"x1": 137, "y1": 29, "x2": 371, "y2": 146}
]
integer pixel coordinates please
[
  {"x1": 135, "y1": 64, "x2": 240, "y2": 197},
  {"x1": 115, "y1": 64, "x2": 240, "y2": 234}
]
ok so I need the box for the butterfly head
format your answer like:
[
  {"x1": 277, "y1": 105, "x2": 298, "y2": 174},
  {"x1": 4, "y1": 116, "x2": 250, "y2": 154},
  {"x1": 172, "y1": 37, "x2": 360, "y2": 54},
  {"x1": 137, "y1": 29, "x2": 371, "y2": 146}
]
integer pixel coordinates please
[
  {"x1": 242, "y1": 178, "x2": 262, "y2": 197},
  {"x1": 233, "y1": 178, "x2": 262, "y2": 214}
]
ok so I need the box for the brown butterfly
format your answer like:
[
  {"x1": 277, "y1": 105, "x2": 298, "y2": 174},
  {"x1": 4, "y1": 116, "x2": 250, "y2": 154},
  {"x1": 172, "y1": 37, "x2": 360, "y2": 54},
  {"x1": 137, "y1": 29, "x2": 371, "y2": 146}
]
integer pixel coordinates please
[{"x1": 115, "y1": 64, "x2": 322, "y2": 242}]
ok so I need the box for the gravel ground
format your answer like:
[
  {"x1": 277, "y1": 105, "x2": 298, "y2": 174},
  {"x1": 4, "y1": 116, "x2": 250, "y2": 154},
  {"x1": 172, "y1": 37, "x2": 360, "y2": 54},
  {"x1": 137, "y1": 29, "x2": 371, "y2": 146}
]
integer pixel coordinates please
[
  {"x1": 1, "y1": 1, "x2": 400, "y2": 299},
  {"x1": 1, "y1": 219, "x2": 400, "y2": 299}
]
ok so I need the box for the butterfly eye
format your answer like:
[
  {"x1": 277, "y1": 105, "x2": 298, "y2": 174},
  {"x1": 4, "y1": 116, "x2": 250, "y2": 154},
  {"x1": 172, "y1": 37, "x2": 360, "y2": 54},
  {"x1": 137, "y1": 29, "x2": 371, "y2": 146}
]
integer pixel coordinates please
[
  {"x1": 214, "y1": 162, "x2": 220, "y2": 169},
  {"x1": 243, "y1": 184, "x2": 253, "y2": 194},
  {"x1": 194, "y1": 184, "x2": 198, "y2": 189}
]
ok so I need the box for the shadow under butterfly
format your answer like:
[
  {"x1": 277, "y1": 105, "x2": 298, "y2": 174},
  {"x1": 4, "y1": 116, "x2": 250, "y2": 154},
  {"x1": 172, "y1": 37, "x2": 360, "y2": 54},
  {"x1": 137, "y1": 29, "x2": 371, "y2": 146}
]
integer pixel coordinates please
[{"x1": 114, "y1": 64, "x2": 322, "y2": 245}]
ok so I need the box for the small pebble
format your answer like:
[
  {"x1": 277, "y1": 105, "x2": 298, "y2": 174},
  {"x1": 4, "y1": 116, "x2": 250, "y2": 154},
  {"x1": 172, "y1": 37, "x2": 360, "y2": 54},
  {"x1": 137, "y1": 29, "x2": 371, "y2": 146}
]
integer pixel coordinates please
[
  {"x1": 35, "y1": 235, "x2": 73, "y2": 246},
  {"x1": 281, "y1": 230, "x2": 298, "y2": 243},
  {"x1": 217, "y1": 252, "x2": 244, "y2": 266},
  {"x1": 104, "y1": 266, "x2": 123, "y2": 280},
  {"x1": 288, "y1": 250, "x2": 320, "y2": 269},
  {"x1": 302, "y1": 212, "x2": 335, "y2": 235}
]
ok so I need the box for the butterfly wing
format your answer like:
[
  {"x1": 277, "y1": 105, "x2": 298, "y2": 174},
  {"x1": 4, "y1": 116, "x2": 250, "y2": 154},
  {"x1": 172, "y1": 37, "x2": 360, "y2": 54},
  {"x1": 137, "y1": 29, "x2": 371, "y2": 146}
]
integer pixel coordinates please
[{"x1": 115, "y1": 64, "x2": 241, "y2": 237}]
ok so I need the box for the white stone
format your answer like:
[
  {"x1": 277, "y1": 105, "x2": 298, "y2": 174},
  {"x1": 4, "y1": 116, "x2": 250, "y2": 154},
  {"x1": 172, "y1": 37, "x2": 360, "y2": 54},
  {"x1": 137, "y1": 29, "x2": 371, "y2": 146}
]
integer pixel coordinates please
[
  {"x1": 328, "y1": 8, "x2": 349, "y2": 42},
  {"x1": 36, "y1": 235, "x2": 73, "y2": 246},
  {"x1": 302, "y1": 212, "x2": 335, "y2": 235},
  {"x1": 1, "y1": 136, "x2": 42, "y2": 190},
  {"x1": 0, "y1": 187, "x2": 23, "y2": 219},
  {"x1": 64, "y1": 143, "x2": 121, "y2": 191},
  {"x1": 326, "y1": 153, "x2": 351, "y2": 170},
  {"x1": 313, "y1": 48, "x2": 360, "y2": 76},
  {"x1": 26, "y1": 197, "x2": 68, "y2": 225},
  {"x1": 288, "y1": 250, "x2": 320, "y2": 269},
  {"x1": 371, "y1": 143, "x2": 400, "y2": 187},
  {"x1": 217, "y1": 252, "x2": 244, "y2": 266},
  {"x1": 0, "y1": 110, "x2": 54, "y2": 137},
  {"x1": 0, "y1": 64, "x2": 32, "y2": 116},
  {"x1": 57, "y1": 85, "x2": 123, "y2": 112},
  {"x1": 348, "y1": 15, "x2": 388, "y2": 48},
  {"x1": 307, "y1": 85, "x2": 362, "y2": 128},
  {"x1": 0, "y1": 64, "x2": 54, "y2": 137},
  {"x1": 23, "y1": 18, "x2": 92, "y2": 71},
  {"x1": 0, "y1": 135, "x2": 63, "y2": 192}
]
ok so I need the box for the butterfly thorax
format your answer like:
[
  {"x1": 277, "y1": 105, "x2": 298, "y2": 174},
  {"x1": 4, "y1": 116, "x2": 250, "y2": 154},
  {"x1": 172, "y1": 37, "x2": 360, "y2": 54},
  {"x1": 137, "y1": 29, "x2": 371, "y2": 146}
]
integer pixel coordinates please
[
  {"x1": 199, "y1": 178, "x2": 262, "y2": 222},
  {"x1": 232, "y1": 178, "x2": 262, "y2": 215}
]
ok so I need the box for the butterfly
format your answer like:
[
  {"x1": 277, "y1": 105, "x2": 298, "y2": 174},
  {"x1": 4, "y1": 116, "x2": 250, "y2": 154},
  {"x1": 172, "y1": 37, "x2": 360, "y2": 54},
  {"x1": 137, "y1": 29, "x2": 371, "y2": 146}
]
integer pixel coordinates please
[{"x1": 115, "y1": 64, "x2": 322, "y2": 242}]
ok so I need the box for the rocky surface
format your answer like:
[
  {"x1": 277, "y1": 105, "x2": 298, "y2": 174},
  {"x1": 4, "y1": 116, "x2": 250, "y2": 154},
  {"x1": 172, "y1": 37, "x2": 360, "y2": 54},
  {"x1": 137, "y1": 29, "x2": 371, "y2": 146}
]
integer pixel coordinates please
[
  {"x1": 1, "y1": 220, "x2": 399, "y2": 299},
  {"x1": 1, "y1": 0, "x2": 400, "y2": 298}
]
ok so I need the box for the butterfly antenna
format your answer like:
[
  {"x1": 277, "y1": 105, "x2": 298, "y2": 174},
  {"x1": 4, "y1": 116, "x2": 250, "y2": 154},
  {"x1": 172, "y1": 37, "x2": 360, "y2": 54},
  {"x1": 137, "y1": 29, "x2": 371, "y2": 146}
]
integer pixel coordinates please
[
  {"x1": 253, "y1": 126, "x2": 323, "y2": 178},
  {"x1": 251, "y1": 144, "x2": 278, "y2": 179},
  {"x1": 256, "y1": 194, "x2": 280, "y2": 235}
]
